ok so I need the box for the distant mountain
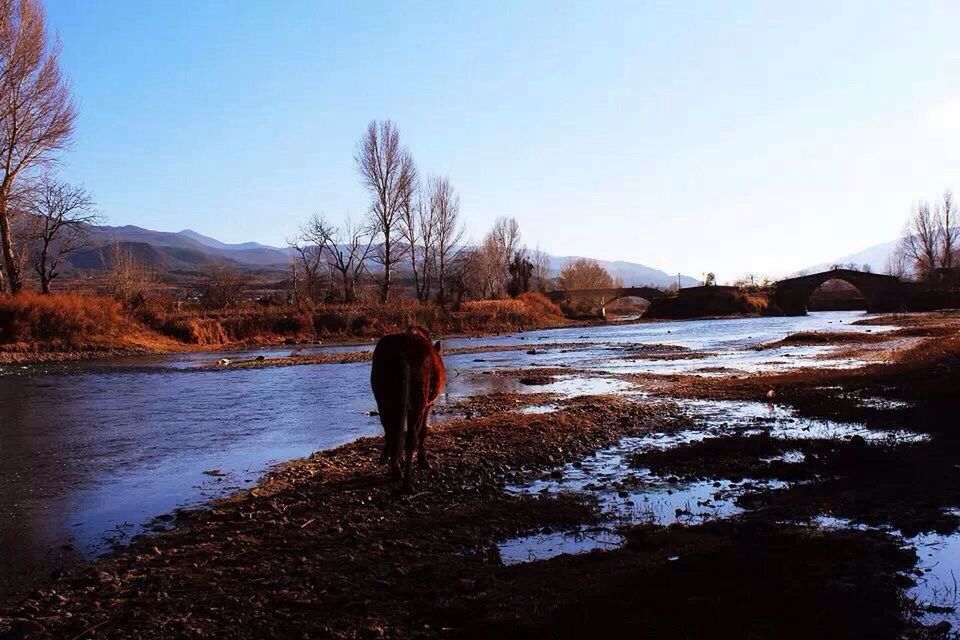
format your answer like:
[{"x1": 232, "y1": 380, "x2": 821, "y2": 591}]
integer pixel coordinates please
[
  {"x1": 179, "y1": 229, "x2": 278, "y2": 253},
  {"x1": 547, "y1": 255, "x2": 699, "y2": 288},
  {"x1": 68, "y1": 241, "x2": 242, "y2": 272},
  {"x1": 65, "y1": 223, "x2": 697, "y2": 286},
  {"x1": 82, "y1": 225, "x2": 293, "y2": 268}
]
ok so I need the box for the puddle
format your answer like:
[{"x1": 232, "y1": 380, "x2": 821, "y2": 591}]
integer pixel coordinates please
[
  {"x1": 496, "y1": 399, "x2": 927, "y2": 575},
  {"x1": 682, "y1": 399, "x2": 927, "y2": 444},
  {"x1": 855, "y1": 396, "x2": 913, "y2": 410},
  {"x1": 517, "y1": 404, "x2": 561, "y2": 415},
  {"x1": 910, "y1": 530, "x2": 960, "y2": 627},
  {"x1": 497, "y1": 417, "x2": 787, "y2": 565},
  {"x1": 499, "y1": 527, "x2": 624, "y2": 565},
  {"x1": 810, "y1": 514, "x2": 960, "y2": 631},
  {"x1": 760, "y1": 450, "x2": 806, "y2": 464}
]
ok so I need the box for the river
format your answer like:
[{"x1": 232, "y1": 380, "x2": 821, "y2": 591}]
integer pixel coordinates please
[{"x1": 0, "y1": 311, "x2": 887, "y2": 602}]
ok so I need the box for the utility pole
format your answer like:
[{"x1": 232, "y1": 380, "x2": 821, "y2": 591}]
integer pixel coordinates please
[{"x1": 677, "y1": 273, "x2": 681, "y2": 290}]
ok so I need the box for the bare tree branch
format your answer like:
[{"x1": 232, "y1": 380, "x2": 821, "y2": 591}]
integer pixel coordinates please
[
  {"x1": 355, "y1": 120, "x2": 416, "y2": 303},
  {"x1": 0, "y1": 0, "x2": 76, "y2": 294},
  {"x1": 22, "y1": 177, "x2": 98, "y2": 293}
]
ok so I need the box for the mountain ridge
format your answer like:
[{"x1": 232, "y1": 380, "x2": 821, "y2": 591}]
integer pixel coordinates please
[{"x1": 64, "y1": 223, "x2": 700, "y2": 288}]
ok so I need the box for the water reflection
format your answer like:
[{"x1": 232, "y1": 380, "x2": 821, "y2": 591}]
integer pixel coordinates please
[{"x1": 0, "y1": 363, "x2": 380, "y2": 601}]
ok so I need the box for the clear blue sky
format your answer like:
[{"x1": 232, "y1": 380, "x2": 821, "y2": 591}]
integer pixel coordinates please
[{"x1": 46, "y1": 1, "x2": 960, "y2": 279}]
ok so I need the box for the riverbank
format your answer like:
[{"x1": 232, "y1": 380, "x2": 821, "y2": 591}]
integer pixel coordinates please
[
  {"x1": 0, "y1": 292, "x2": 577, "y2": 365},
  {"x1": 3, "y1": 312, "x2": 959, "y2": 638}
]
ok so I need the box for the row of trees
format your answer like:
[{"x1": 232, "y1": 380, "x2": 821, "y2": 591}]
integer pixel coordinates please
[
  {"x1": 0, "y1": 0, "x2": 100, "y2": 296},
  {"x1": 289, "y1": 121, "x2": 468, "y2": 306},
  {"x1": 289, "y1": 119, "x2": 570, "y2": 308}
]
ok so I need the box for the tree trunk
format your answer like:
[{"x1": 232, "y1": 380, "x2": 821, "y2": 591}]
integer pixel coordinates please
[
  {"x1": 380, "y1": 238, "x2": 391, "y2": 303},
  {"x1": 0, "y1": 200, "x2": 22, "y2": 295}
]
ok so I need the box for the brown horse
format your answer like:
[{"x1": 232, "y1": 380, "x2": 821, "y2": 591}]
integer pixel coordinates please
[{"x1": 370, "y1": 326, "x2": 446, "y2": 490}]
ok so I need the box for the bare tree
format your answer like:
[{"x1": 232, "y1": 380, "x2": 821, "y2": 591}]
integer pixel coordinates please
[
  {"x1": 23, "y1": 178, "x2": 98, "y2": 293},
  {"x1": 316, "y1": 214, "x2": 373, "y2": 303},
  {"x1": 292, "y1": 213, "x2": 373, "y2": 304},
  {"x1": 402, "y1": 190, "x2": 435, "y2": 303},
  {"x1": 475, "y1": 233, "x2": 504, "y2": 298},
  {"x1": 430, "y1": 175, "x2": 464, "y2": 306},
  {"x1": 899, "y1": 200, "x2": 941, "y2": 279},
  {"x1": 287, "y1": 232, "x2": 328, "y2": 305},
  {"x1": 530, "y1": 246, "x2": 552, "y2": 292},
  {"x1": 472, "y1": 216, "x2": 522, "y2": 298},
  {"x1": 355, "y1": 120, "x2": 416, "y2": 303},
  {"x1": 103, "y1": 241, "x2": 154, "y2": 304},
  {"x1": 490, "y1": 216, "x2": 521, "y2": 267},
  {"x1": 200, "y1": 266, "x2": 247, "y2": 310},
  {"x1": 0, "y1": 0, "x2": 76, "y2": 294},
  {"x1": 939, "y1": 189, "x2": 957, "y2": 270}
]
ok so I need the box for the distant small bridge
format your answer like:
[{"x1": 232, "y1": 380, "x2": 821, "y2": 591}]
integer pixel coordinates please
[
  {"x1": 547, "y1": 286, "x2": 670, "y2": 305},
  {"x1": 771, "y1": 268, "x2": 905, "y2": 315}
]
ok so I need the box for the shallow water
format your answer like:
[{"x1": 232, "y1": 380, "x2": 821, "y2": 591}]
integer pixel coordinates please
[
  {"x1": 496, "y1": 392, "x2": 950, "y2": 630},
  {"x1": 815, "y1": 514, "x2": 960, "y2": 629},
  {"x1": 0, "y1": 311, "x2": 892, "y2": 600},
  {"x1": 498, "y1": 398, "x2": 926, "y2": 566}
]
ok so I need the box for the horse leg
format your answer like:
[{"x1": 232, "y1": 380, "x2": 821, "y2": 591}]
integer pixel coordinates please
[
  {"x1": 386, "y1": 413, "x2": 402, "y2": 480},
  {"x1": 417, "y1": 414, "x2": 431, "y2": 469},
  {"x1": 379, "y1": 415, "x2": 391, "y2": 465},
  {"x1": 402, "y1": 411, "x2": 419, "y2": 492}
]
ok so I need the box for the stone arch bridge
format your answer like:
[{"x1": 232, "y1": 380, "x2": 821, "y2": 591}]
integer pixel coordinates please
[
  {"x1": 548, "y1": 269, "x2": 908, "y2": 317},
  {"x1": 547, "y1": 286, "x2": 669, "y2": 307},
  {"x1": 771, "y1": 268, "x2": 905, "y2": 315}
]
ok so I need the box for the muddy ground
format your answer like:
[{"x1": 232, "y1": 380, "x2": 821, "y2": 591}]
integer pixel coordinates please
[{"x1": 2, "y1": 313, "x2": 960, "y2": 638}]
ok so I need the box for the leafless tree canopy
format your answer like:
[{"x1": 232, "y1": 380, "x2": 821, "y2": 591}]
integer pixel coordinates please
[
  {"x1": 530, "y1": 247, "x2": 552, "y2": 292},
  {"x1": 200, "y1": 266, "x2": 247, "y2": 310},
  {"x1": 355, "y1": 120, "x2": 416, "y2": 303},
  {"x1": 893, "y1": 190, "x2": 958, "y2": 279},
  {"x1": 103, "y1": 241, "x2": 154, "y2": 304},
  {"x1": 287, "y1": 230, "x2": 327, "y2": 306},
  {"x1": 400, "y1": 175, "x2": 465, "y2": 304},
  {"x1": 430, "y1": 176, "x2": 464, "y2": 305},
  {"x1": 940, "y1": 189, "x2": 957, "y2": 270},
  {"x1": 402, "y1": 190, "x2": 436, "y2": 303},
  {"x1": 0, "y1": 0, "x2": 75, "y2": 294},
  {"x1": 289, "y1": 213, "x2": 373, "y2": 304},
  {"x1": 469, "y1": 216, "x2": 522, "y2": 299},
  {"x1": 23, "y1": 177, "x2": 98, "y2": 293}
]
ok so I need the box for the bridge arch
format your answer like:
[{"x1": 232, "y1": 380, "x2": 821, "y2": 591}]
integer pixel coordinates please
[
  {"x1": 773, "y1": 269, "x2": 903, "y2": 315},
  {"x1": 547, "y1": 286, "x2": 671, "y2": 317}
]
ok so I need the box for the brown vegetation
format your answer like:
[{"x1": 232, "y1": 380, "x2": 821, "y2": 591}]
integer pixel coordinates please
[
  {"x1": 0, "y1": 292, "x2": 174, "y2": 352},
  {"x1": 0, "y1": 291, "x2": 569, "y2": 358}
]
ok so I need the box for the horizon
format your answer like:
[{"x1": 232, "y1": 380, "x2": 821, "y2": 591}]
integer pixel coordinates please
[{"x1": 45, "y1": 1, "x2": 960, "y2": 280}]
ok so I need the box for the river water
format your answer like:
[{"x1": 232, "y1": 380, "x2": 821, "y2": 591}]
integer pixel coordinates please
[{"x1": 0, "y1": 311, "x2": 889, "y2": 602}]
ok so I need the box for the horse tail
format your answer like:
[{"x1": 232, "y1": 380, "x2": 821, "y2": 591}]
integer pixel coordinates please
[{"x1": 397, "y1": 359, "x2": 410, "y2": 466}]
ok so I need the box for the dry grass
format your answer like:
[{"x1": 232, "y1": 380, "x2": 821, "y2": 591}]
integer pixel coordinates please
[
  {"x1": 1, "y1": 292, "x2": 571, "y2": 355},
  {"x1": 0, "y1": 293, "x2": 177, "y2": 352}
]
